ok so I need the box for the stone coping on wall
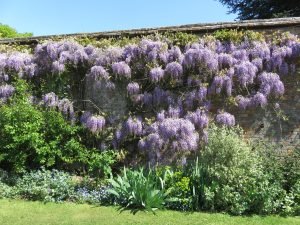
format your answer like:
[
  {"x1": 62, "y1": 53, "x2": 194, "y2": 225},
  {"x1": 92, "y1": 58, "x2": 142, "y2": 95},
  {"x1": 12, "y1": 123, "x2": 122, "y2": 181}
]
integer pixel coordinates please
[{"x1": 1, "y1": 17, "x2": 300, "y2": 45}]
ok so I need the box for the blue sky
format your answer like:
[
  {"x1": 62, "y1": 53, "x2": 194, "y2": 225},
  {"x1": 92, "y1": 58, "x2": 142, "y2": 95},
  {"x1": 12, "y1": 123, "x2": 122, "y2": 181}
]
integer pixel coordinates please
[{"x1": 0, "y1": 0, "x2": 236, "y2": 36}]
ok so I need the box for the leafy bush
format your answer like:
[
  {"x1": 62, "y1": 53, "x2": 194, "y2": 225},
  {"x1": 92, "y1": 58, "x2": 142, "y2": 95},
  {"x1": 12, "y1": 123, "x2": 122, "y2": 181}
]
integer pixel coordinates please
[
  {"x1": 14, "y1": 168, "x2": 76, "y2": 202},
  {"x1": 187, "y1": 125, "x2": 286, "y2": 215},
  {"x1": 108, "y1": 167, "x2": 169, "y2": 213},
  {"x1": 212, "y1": 29, "x2": 264, "y2": 42},
  {"x1": 0, "y1": 80, "x2": 117, "y2": 175},
  {"x1": 0, "y1": 23, "x2": 32, "y2": 38}
]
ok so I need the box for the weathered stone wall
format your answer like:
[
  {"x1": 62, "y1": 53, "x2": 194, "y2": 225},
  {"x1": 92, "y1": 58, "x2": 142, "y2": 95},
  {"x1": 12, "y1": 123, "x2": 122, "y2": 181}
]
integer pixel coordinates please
[
  {"x1": 1, "y1": 17, "x2": 300, "y2": 148},
  {"x1": 234, "y1": 71, "x2": 300, "y2": 149}
]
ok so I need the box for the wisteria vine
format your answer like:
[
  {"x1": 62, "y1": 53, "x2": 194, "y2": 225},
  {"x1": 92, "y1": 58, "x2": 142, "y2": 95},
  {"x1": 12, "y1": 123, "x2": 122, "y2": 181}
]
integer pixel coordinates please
[{"x1": 0, "y1": 31, "x2": 299, "y2": 164}]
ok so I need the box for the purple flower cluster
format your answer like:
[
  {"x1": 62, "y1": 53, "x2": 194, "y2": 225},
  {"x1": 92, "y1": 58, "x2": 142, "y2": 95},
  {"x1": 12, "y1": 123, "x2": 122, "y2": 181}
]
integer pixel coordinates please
[
  {"x1": 234, "y1": 61, "x2": 257, "y2": 87},
  {"x1": 112, "y1": 61, "x2": 131, "y2": 78},
  {"x1": 185, "y1": 109, "x2": 209, "y2": 130},
  {"x1": 58, "y1": 98, "x2": 75, "y2": 119},
  {"x1": 0, "y1": 84, "x2": 15, "y2": 99},
  {"x1": 165, "y1": 62, "x2": 183, "y2": 79},
  {"x1": 124, "y1": 116, "x2": 143, "y2": 136},
  {"x1": 258, "y1": 72, "x2": 284, "y2": 96},
  {"x1": 43, "y1": 92, "x2": 59, "y2": 107},
  {"x1": 88, "y1": 66, "x2": 109, "y2": 80},
  {"x1": 81, "y1": 113, "x2": 106, "y2": 133},
  {"x1": 139, "y1": 118, "x2": 199, "y2": 164},
  {"x1": 126, "y1": 82, "x2": 140, "y2": 95},
  {"x1": 0, "y1": 52, "x2": 36, "y2": 78},
  {"x1": 215, "y1": 112, "x2": 235, "y2": 127},
  {"x1": 149, "y1": 67, "x2": 165, "y2": 82},
  {"x1": 236, "y1": 92, "x2": 267, "y2": 109}
]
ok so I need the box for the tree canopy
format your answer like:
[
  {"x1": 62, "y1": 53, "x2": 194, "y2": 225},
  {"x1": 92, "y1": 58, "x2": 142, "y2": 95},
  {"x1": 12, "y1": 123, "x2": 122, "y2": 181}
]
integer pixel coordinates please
[
  {"x1": 219, "y1": 0, "x2": 300, "y2": 20},
  {"x1": 0, "y1": 23, "x2": 32, "y2": 38}
]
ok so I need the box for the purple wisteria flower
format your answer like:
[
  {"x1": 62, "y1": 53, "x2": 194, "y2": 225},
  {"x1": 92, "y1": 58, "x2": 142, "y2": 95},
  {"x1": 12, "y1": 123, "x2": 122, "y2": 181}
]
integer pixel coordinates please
[
  {"x1": 251, "y1": 92, "x2": 267, "y2": 107},
  {"x1": 124, "y1": 116, "x2": 143, "y2": 136},
  {"x1": 165, "y1": 62, "x2": 183, "y2": 79},
  {"x1": 52, "y1": 61, "x2": 65, "y2": 74},
  {"x1": 196, "y1": 86, "x2": 207, "y2": 101},
  {"x1": 80, "y1": 111, "x2": 92, "y2": 124},
  {"x1": 215, "y1": 111, "x2": 235, "y2": 127},
  {"x1": 232, "y1": 49, "x2": 248, "y2": 61},
  {"x1": 0, "y1": 84, "x2": 15, "y2": 99},
  {"x1": 89, "y1": 66, "x2": 109, "y2": 80},
  {"x1": 149, "y1": 67, "x2": 165, "y2": 82},
  {"x1": 236, "y1": 95, "x2": 251, "y2": 110},
  {"x1": 43, "y1": 92, "x2": 59, "y2": 107},
  {"x1": 234, "y1": 61, "x2": 258, "y2": 87},
  {"x1": 112, "y1": 61, "x2": 131, "y2": 78},
  {"x1": 167, "y1": 106, "x2": 182, "y2": 118},
  {"x1": 185, "y1": 109, "x2": 209, "y2": 130},
  {"x1": 156, "y1": 110, "x2": 166, "y2": 122},
  {"x1": 139, "y1": 118, "x2": 199, "y2": 164},
  {"x1": 127, "y1": 82, "x2": 140, "y2": 95},
  {"x1": 218, "y1": 53, "x2": 234, "y2": 69},
  {"x1": 258, "y1": 72, "x2": 284, "y2": 96},
  {"x1": 58, "y1": 98, "x2": 74, "y2": 119},
  {"x1": 210, "y1": 75, "x2": 224, "y2": 94},
  {"x1": 167, "y1": 46, "x2": 183, "y2": 63},
  {"x1": 83, "y1": 114, "x2": 106, "y2": 133}
]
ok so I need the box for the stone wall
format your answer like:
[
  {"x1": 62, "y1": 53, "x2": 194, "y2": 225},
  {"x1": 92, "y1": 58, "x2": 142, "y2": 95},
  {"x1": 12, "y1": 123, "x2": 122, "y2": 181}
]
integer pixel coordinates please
[{"x1": 1, "y1": 17, "x2": 300, "y2": 148}]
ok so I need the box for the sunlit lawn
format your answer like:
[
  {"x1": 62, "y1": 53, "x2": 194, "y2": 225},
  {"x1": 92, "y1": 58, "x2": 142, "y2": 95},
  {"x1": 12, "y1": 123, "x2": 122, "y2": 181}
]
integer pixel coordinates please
[{"x1": 0, "y1": 199, "x2": 299, "y2": 225}]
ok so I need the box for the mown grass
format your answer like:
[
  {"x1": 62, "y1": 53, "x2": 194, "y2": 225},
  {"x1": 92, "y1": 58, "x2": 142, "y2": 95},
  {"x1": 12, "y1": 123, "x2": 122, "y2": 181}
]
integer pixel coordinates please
[{"x1": 0, "y1": 199, "x2": 299, "y2": 225}]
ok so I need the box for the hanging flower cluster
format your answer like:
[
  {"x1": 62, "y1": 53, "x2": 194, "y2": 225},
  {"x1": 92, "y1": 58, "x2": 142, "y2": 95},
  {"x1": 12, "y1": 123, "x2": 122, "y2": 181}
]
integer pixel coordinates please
[{"x1": 0, "y1": 31, "x2": 300, "y2": 164}]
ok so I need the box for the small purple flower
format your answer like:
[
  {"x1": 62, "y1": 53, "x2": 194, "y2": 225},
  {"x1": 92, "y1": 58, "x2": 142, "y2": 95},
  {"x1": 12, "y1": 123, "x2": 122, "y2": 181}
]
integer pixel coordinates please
[
  {"x1": 149, "y1": 67, "x2": 165, "y2": 82},
  {"x1": 236, "y1": 95, "x2": 251, "y2": 110},
  {"x1": 58, "y1": 98, "x2": 74, "y2": 119},
  {"x1": 124, "y1": 116, "x2": 143, "y2": 136},
  {"x1": 43, "y1": 92, "x2": 58, "y2": 107},
  {"x1": 251, "y1": 92, "x2": 267, "y2": 107},
  {"x1": 215, "y1": 111, "x2": 235, "y2": 127},
  {"x1": 127, "y1": 82, "x2": 140, "y2": 95},
  {"x1": 52, "y1": 61, "x2": 65, "y2": 74},
  {"x1": 85, "y1": 115, "x2": 106, "y2": 133},
  {"x1": 165, "y1": 62, "x2": 183, "y2": 79},
  {"x1": 0, "y1": 84, "x2": 15, "y2": 99},
  {"x1": 234, "y1": 61, "x2": 258, "y2": 87},
  {"x1": 112, "y1": 61, "x2": 131, "y2": 78},
  {"x1": 89, "y1": 66, "x2": 109, "y2": 80},
  {"x1": 80, "y1": 111, "x2": 92, "y2": 124},
  {"x1": 185, "y1": 109, "x2": 209, "y2": 130},
  {"x1": 157, "y1": 111, "x2": 165, "y2": 122},
  {"x1": 218, "y1": 53, "x2": 234, "y2": 69}
]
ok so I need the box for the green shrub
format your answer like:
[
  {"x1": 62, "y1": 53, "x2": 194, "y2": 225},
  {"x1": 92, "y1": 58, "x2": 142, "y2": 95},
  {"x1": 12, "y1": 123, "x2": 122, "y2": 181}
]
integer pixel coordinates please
[
  {"x1": 0, "y1": 80, "x2": 117, "y2": 175},
  {"x1": 186, "y1": 125, "x2": 286, "y2": 215},
  {"x1": 212, "y1": 29, "x2": 264, "y2": 42},
  {"x1": 15, "y1": 168, "x2": 76, "y2": 202},
  {"x1": 0, "y1": 23, "x2": 32, "y2": 38}
]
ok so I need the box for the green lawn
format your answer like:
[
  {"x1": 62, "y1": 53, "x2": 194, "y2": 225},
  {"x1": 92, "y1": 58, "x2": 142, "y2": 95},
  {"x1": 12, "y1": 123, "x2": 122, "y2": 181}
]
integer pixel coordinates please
[{"x1": 0, "y1": 199, "x2": 299, "y2": 225}]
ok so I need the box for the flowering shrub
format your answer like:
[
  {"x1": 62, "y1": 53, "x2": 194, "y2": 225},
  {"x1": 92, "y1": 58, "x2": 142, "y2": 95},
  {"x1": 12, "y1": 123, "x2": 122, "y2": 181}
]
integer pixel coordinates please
[{"x1": 0, "y1": 30, "x2": 299, "y2": 165}]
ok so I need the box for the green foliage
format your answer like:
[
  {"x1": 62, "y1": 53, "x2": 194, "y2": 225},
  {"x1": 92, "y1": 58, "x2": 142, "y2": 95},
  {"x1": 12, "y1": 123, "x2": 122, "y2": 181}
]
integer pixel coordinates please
[
  {"x1": 212, "y1": 29, "x2": 264, "y2": 43},
  {"x1": 186, "y1": 125, "x2": 286, "y2": 215},
  {"x1": 219, "y1": 0, "x2": 300, "y2": 20},
  {"x1": 162, "y1": 32, "x2": 199, "y2": 46},
  {"x1": 108, "y1": 167, "x2": 168, "y2": 214},
  {"x1": 0, "y1": 23, "x2": 32, "y2": 38},
  {"x1": 0, "y1": 80, "x2": 117, "y2": 175},
  {"x1": 15, "y1": 168, "x2": 76, "y2": 202}
]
